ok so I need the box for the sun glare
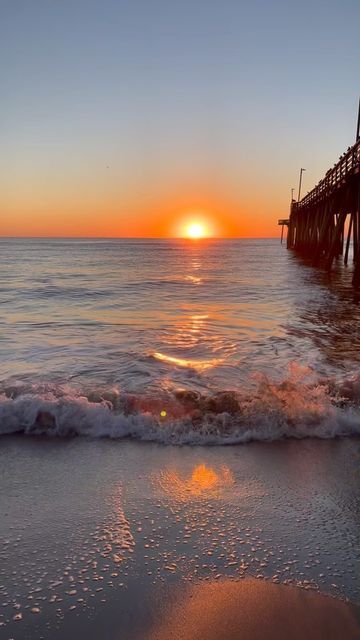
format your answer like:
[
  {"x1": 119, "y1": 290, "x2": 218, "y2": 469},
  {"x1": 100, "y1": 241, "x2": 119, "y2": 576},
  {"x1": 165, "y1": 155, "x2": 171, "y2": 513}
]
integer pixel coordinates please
[{"x1": 185, "y1": 222, "x2": 207, "y2": 239}]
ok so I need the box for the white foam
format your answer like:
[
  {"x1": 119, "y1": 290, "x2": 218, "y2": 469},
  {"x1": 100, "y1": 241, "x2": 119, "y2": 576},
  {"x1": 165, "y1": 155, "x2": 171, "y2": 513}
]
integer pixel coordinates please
[{"x1": 0, "y1": 368, "x2": 359, "y2": 445}]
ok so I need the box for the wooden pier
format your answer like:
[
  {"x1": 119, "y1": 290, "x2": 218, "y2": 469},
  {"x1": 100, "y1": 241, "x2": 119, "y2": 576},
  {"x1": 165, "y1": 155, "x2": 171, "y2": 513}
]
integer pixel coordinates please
[
  {"x1": 285, "y1": 120, "x2": 360, "y2": 287},
  {"x1": 278, "y1": 219, "x2": 289, "y2": 244}
]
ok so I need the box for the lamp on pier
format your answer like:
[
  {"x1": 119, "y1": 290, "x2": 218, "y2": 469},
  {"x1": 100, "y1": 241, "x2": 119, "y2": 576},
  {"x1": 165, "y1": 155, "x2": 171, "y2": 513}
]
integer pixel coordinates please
[{"x1": 297, "y1": 168, "x2": 306, "y2": 202}]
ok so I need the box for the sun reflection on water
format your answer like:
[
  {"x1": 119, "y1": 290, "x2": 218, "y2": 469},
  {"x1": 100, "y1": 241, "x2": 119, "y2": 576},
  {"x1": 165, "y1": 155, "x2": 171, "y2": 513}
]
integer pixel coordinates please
[
  {"x1": 155, "y1": 463, "x2": 235, "y2": 501},
  {"x1": 153, "y1": 309, "x2": 237, "y2": 375},
  {"x1": 184, "y1": 274, "x2": 202, "y2": 285},
  {"x1": 153, "y1": 351, "x2": 223, "y2": 371}
]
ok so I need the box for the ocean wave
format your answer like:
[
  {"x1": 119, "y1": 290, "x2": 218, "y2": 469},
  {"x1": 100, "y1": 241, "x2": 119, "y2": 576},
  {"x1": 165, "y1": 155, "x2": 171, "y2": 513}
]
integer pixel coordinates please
[{"x1": 0, "y1": 367, "x2": 359, "y2": 445}]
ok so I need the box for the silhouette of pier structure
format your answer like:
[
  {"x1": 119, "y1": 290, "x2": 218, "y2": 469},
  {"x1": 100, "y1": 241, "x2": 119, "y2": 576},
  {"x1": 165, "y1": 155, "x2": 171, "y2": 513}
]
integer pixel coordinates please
[{"x1": 283, "y1": 103, "x2": 360, "y2": 287}]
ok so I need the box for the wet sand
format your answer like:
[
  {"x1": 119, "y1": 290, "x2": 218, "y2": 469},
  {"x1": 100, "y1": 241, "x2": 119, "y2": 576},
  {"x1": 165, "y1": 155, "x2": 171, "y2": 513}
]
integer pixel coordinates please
[
  {"x1": 0, "y1": 436, "x2": 359, "y2": 639},
  {"x1": 143, "y1": 579, "x2": 360, "y2": 640}
]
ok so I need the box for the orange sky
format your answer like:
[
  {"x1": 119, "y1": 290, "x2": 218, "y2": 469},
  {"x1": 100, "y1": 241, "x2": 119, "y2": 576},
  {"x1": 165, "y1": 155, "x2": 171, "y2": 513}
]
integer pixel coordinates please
[
  {"x1": 0, "y1": 202, "x2": 281, "y2": 239},
  {"x1": 0, "y1": 178, "x2": 284, "y2": 238}
]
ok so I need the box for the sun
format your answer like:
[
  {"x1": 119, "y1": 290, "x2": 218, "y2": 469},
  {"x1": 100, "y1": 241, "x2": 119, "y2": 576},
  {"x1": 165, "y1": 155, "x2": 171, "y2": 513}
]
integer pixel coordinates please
[
  {"x1": 173, "y1": 212, "x2": 216, "y2": 239},
  {"x1": 185, "y1": 222, "x2": 207, "y2": 239}
]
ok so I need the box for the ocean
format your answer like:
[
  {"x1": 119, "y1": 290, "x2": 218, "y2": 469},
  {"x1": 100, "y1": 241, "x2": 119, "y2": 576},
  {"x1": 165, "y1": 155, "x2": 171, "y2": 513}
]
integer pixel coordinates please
[
  {"x1": 0, "y1": 237, "x2": 359, "y2": 443},
  {"x1": 1, "y1": 237, "x2": 359, "y2": 639}
]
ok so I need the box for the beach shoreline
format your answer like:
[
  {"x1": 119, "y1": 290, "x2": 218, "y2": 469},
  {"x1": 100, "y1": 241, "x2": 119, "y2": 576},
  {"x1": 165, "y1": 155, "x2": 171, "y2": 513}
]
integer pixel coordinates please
[
  {"x1": 0, "y1": 436, "x2": 359, "y2": 639},
  {"x1": 135, "y1": 578, "x2": 360, "y2": 640}
]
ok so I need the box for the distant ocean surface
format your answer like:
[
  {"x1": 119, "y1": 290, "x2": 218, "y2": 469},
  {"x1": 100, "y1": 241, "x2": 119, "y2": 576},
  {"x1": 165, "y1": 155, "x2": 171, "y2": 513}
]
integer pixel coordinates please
[{"x1": 1, "y1": 237, "x2": 359, "y2": 444}]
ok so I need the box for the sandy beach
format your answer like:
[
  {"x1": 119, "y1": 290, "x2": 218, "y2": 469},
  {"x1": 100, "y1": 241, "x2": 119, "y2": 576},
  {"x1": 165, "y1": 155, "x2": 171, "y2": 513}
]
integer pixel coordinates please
[{"x1": 0, "y1": 436, "x2": 359, "y2": 639}]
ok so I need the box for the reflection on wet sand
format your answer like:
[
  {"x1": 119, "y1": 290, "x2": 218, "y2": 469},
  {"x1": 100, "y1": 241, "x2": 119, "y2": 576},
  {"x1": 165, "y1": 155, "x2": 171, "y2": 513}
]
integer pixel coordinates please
[
  {"x1": 96, "y1": 488, "x2": 135, "y2": 563},
  {"x1": 155, "y1": 463, "x2": 234, "y2": 501},
  {"x1": 144, "y1": 578, "x2": 360, "y2": 640}
]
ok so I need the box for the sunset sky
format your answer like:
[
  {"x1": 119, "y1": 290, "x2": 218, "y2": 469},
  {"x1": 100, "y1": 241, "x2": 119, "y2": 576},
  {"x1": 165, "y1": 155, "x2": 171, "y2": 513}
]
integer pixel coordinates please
[{"x1": 1, "y1": 0, "x2": 359, "y2": 237}]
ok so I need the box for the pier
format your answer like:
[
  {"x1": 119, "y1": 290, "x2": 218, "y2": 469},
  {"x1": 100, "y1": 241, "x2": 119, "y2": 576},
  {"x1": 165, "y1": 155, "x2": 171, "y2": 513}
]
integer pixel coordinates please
[
  {"x1": 278, "y1": 219, "x2": 289, "y2": 244},
  {"x1": 285, "y1": 106, "x2": 360, "y2": 287}
]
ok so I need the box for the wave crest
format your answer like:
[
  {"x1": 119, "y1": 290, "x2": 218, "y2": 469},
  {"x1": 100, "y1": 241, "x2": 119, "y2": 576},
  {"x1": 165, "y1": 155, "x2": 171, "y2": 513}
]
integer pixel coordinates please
[{"x1": 1, "y1": 367, "x2": 359, "y2": 444}]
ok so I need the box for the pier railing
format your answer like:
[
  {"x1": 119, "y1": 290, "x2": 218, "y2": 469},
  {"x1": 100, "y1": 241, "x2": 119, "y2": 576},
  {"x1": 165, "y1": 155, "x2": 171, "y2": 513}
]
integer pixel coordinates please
[{"x1": 296, "y1": 138, "x2": 360, "y2": 211}]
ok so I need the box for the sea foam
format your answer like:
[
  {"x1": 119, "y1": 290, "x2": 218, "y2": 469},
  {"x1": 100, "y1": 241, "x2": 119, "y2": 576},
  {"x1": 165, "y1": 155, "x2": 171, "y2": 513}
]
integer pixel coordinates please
[{"x1": 0, "y1": 367, "x2": 359, "y2": 445}]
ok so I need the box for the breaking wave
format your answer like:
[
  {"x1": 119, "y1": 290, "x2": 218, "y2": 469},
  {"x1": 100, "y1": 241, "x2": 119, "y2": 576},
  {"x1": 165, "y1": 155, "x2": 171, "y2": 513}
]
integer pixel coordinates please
[{"x1": 0, "y1": 367, "x2": 359, "y2": 445}]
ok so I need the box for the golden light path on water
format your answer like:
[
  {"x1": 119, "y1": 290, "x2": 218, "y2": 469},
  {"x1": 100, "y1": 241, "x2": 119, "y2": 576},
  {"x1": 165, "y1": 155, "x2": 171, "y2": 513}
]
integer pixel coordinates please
[
  {"x1": 153, "y1": 310, "x2": 235, "y2": 374},
  {"x1": 153, "y1": 351, "x2": 223, "y2": 372},
  {"x1": 184, "y1": 274, "x2": 202, "y2": 284}
]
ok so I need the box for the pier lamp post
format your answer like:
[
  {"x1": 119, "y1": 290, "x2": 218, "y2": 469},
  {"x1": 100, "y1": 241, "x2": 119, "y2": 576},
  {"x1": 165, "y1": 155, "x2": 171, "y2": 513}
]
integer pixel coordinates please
[{"x1": 297, "y1": 168, "x2": 305, "y2": 202}]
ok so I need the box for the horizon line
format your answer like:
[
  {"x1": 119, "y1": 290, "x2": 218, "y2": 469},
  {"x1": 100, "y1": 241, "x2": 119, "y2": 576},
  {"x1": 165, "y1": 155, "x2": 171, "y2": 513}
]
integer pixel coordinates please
[{"x1": 0, "y1": 235, "x2": 280, "y2": 240}]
